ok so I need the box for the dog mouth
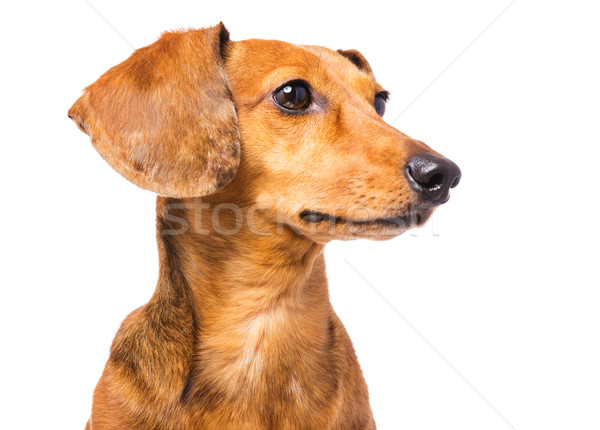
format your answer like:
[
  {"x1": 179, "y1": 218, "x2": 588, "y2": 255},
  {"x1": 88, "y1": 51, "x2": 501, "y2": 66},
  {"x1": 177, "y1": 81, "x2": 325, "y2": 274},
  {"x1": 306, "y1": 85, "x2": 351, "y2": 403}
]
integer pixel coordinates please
[{"x1": 298, "y1": 209, "x2": 430, "y2": 230}]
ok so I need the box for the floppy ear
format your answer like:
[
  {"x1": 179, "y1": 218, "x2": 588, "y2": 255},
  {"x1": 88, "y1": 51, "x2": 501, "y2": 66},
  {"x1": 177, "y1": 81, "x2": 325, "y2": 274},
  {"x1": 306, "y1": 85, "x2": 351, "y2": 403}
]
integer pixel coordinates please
[
  {"x1": 68, "y1": 23, "x2": 240, "y2": 197},
  {"x1": 336, "y1": 49, "x2": 373, "y2": 74}
]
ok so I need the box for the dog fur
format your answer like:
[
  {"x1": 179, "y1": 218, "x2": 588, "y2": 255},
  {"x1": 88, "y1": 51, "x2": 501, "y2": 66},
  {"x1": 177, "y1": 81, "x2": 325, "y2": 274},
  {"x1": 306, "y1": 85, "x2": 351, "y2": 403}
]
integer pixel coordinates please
[{"x1": 70, "y1": 23, "x2": 455, "y2": 429}]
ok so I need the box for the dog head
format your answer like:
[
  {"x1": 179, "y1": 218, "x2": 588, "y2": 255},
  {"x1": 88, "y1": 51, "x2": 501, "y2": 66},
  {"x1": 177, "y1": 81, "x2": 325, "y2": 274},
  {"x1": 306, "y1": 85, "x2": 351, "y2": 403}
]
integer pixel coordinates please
[{"x1": 69, "y1": 23, "x2": 460, "y2": 242}]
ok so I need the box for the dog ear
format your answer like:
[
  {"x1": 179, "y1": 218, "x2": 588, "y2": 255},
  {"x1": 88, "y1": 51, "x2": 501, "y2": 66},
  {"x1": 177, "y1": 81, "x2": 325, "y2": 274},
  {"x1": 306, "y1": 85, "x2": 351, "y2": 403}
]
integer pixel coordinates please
[
  {"x1": 68, "y1": 23, "x2": 240, "y2": 197},
  {"x1": 336, "y1": 49, "x2": 373, "y2": 74}
]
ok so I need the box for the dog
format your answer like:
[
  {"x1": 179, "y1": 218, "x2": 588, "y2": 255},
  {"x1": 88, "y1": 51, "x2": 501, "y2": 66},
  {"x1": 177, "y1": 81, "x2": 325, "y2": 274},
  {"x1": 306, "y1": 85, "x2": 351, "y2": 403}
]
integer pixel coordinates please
[{"x1": 69, "y1": 23, "x2": 460, "y2": 430}]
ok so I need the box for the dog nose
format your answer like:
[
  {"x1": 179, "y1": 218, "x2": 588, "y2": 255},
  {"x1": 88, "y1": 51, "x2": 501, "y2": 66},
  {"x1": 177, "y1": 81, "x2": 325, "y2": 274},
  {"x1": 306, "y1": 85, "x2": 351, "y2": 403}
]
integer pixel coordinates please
[{"x1": 405, "y1": 152, "x2": 461, "y2": 205}]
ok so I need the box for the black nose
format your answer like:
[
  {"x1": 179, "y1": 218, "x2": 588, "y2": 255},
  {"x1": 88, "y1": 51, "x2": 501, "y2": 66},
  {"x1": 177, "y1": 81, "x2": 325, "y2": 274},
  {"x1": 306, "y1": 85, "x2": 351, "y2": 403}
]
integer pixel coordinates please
[{"x1": 405, "y1": 152, "x2": 461, "y2": 205}]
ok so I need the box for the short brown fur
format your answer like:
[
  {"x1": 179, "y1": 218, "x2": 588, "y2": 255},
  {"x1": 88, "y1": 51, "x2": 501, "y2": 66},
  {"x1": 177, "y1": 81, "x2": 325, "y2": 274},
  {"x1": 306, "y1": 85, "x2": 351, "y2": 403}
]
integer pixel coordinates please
[{"x1": 71, "y1": 24, "x2": 451, "y2": 430}]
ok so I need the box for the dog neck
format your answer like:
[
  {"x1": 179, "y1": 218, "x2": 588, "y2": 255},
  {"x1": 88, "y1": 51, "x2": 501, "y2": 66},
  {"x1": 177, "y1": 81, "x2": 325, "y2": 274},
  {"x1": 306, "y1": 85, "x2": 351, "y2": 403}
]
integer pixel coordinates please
[{"x1": 152, "y1": 196, "x2": 335, "y2": 405}]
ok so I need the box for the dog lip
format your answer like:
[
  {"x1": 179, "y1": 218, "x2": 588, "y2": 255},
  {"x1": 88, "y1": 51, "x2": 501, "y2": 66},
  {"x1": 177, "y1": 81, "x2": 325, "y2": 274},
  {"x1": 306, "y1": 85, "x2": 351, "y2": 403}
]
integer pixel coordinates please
[
  {"x1": 299, "y1": 210, "x2": 424, "y2": 228},
  {"x1": 299, "y1": 210, "x2": 337, "y2": 223}
]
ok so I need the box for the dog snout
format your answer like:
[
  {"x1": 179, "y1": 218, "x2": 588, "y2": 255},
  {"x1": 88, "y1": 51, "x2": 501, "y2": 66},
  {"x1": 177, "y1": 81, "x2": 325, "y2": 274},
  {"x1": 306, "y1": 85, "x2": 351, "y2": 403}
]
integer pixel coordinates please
[{"x1": 405, "y1": 152, "x2": 461, "y2": 205}]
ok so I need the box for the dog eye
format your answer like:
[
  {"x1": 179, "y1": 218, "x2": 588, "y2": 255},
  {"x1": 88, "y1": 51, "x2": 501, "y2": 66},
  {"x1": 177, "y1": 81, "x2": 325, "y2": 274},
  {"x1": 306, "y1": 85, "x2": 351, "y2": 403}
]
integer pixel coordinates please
[
  {"x1": 374, "y1": 92, "x2": 387, "y2": 117},
  {"x1": 274, "y1": 81, "x2": 310, "y2": 110}
]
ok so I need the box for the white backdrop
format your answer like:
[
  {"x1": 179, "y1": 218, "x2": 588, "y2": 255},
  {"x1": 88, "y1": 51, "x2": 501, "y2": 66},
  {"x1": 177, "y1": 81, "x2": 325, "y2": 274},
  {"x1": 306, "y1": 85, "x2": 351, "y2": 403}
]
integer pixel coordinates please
[{"x1": 1, "y1": 1, "x2": 599, "y2": 429}]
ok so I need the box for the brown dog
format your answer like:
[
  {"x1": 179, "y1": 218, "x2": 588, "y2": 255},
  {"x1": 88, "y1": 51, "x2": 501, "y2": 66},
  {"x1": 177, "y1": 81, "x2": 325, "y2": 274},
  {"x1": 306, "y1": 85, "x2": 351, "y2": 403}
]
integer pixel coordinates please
[{"x1": 69, "y1": 23, "x2": 460, "y2": 430}]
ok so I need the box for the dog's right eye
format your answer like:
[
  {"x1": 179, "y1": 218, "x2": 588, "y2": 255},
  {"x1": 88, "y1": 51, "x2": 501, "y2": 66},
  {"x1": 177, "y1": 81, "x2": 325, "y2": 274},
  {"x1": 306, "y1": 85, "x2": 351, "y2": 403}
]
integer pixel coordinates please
[
  {"x1": 274, "y1": 81, "x2": 311, "y2": 110},
  {"x1": 374, "y1": 91, "x2": 389, "y2": 117}
]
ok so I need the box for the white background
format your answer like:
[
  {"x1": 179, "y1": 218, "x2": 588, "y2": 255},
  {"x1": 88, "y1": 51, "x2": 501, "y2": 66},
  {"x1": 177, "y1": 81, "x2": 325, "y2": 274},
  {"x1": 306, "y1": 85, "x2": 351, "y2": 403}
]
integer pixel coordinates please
[{"x1": 1, "y1": 1, "x2": 599, "y2": 429}]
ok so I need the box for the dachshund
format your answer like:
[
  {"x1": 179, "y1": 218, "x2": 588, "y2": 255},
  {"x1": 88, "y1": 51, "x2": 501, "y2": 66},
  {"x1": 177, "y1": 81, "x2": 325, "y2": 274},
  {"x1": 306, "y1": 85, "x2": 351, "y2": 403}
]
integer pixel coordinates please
[{"x1": 69, "y1": 22, "x2": 460, "y2": 430}]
